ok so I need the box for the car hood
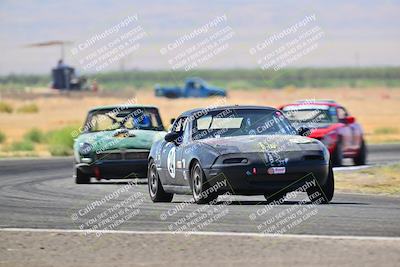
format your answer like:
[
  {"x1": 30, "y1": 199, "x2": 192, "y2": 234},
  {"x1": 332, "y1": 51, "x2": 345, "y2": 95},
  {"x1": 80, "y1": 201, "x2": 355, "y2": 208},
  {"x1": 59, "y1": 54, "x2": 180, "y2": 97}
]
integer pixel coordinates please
[
  {"x1": 307, "y1": 123, "x2": 344, "y2": 138},
  {"x1": 197, "y1": 135, "x2": 322, "y2": 155},
  {"x1": 76, "y1": 129, "x2": 166, "y2": 153}
]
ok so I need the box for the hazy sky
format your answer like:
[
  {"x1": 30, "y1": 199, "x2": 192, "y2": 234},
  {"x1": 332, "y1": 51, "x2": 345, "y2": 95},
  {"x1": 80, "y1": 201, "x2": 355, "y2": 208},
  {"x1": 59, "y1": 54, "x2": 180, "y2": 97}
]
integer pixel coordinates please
[{"x1": 0, "y1": 0, "x2": 399, "y2": 74}]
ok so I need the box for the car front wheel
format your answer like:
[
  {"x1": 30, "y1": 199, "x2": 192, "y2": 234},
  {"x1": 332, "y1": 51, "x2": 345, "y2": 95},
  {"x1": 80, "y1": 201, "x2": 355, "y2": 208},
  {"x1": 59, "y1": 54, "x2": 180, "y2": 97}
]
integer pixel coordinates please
[
  {"x1": 75, "y1": 168, "x2": 91, "y2": 184},
  {"x1": 191, "y1": 162, "x2": 218, "y2": 204},
  {"x1": 148, "y1": 159, "x2": 173, "y2": 202},
  {"x1": 306, "y1": 163, "x2": 334, "y2": 204},
  {"x1": 332, "y1": 140, "x2": 343, "y2": 167},
  {"x1": 353, "y1": 139, "x2": 367, "y2": 165}
]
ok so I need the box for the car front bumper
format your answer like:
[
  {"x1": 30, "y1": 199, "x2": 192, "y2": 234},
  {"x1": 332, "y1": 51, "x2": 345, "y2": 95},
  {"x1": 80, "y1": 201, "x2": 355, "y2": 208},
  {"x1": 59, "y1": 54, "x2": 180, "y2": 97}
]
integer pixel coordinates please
[
  {"x1": 203, "y1": 161, "x2": 329, "y2": 195},
  {"x1": 76, "y1": 159, "x2": 148, "y2": 179}
]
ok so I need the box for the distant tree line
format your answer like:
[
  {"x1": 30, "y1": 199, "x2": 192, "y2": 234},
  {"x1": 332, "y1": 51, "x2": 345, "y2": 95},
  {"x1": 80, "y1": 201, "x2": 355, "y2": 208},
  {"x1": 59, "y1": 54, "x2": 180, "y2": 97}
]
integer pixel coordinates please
[{"x1": 1, "y1": 67, "x2": 400, "y2": 90}]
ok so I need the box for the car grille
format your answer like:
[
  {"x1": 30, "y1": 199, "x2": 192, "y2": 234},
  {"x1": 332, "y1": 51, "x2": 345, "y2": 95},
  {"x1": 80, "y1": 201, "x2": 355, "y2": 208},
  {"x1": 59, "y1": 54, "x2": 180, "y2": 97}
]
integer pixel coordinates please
[
  {"x1": 125, "y1": 152, "x2": 150, "y2": 160},
  {"x1": 96, "y1": 150, "x2": 149, "y2": 161},
  {"x1": 99, "y1": 153, "x2": 122, "y2": 160}
]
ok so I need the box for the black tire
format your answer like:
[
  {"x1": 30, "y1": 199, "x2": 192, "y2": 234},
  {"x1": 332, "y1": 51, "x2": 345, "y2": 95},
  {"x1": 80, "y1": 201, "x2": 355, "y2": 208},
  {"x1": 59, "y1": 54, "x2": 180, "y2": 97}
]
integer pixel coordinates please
[
  {"x1": 353, "y1": 139, "x2": 367, "y2": 165},
  {"x1": 75, "y1": 168, "x2": 91, "y2": 184},
  {"x1": 191, "y1": 161, "x2": 218, "y2": 204},
  {"x1": 264, "y1": 191, "x2": 286, "y2": 204},
  {"x1": 306, "y1": 163, "x2": 334, "y2": 204},
  {"x1": 332, "y1": 140, "x2": 343, "y2": 167},
  {"x1": 148, "y1": 159, "x2": 173, "y2": 202}
]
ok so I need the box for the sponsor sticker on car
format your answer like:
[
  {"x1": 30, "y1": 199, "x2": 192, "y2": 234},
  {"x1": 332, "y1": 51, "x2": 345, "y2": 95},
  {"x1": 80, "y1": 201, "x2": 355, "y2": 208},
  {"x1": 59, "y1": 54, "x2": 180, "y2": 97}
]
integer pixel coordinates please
[{"x1": 267, "y1": 167, "x2": 286, "y2": 174}]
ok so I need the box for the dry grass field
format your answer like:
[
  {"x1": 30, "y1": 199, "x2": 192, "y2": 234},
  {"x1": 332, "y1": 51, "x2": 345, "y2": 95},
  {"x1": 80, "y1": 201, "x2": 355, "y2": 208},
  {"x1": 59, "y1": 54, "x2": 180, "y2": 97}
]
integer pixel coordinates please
[
  {"x1": 0, "y1": 87, "x2": 399, "y2": 156},
  {"x1": 335, "y1": 163, "x2": 400, "y2": 195}
]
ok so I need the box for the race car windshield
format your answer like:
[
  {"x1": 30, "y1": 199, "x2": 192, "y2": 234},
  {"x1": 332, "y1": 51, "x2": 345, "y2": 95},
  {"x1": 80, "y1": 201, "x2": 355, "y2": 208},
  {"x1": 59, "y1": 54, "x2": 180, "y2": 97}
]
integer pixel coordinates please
[
  {"x1": 282, "y1": 106, "x2": 338, "y2": 124},
  {"x1": 84, "y1": 108, "x2": 164, "y2": 132},
  {"x1": 192, "y1": 109, "x2": 296, "y2": 140}
]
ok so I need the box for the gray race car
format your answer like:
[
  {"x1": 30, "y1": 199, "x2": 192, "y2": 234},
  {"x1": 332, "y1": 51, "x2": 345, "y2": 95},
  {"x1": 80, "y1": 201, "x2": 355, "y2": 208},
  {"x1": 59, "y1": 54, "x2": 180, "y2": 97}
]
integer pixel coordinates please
[{"x1": 148, "y1": 105, "x2": 334, "y2": 204}]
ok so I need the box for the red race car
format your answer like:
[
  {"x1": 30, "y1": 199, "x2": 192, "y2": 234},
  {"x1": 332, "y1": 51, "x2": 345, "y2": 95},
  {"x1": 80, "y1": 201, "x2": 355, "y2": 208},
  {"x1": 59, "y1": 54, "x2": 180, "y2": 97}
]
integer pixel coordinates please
[{"x1": 279, "y1": 100, "x2": 367, "y2": 166}]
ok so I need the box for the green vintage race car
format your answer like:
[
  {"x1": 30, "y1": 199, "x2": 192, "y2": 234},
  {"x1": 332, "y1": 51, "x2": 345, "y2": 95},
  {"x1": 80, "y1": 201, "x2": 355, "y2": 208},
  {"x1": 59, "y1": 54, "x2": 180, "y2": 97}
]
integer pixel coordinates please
[{"x1": 73, "y1": 105, "x2": 166, "y2": 183}]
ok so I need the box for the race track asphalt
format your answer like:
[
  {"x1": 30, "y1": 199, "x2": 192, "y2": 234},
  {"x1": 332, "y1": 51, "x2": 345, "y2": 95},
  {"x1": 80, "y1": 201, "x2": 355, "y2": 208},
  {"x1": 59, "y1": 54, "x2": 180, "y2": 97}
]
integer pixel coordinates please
[{"x1": 0, "y1": 144, "x2": 399, "y2": 237}]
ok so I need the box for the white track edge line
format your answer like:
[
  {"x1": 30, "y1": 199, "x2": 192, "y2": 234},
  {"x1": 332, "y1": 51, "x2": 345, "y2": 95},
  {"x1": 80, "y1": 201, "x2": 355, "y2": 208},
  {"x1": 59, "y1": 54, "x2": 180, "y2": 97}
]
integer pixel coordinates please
[{"x1": 1, "y1": 228, "x2": 399, "y2": 241}]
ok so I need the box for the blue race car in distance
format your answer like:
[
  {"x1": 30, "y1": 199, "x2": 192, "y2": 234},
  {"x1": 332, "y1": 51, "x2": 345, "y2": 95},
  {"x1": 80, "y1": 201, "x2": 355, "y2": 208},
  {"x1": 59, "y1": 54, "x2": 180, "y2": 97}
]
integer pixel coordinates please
[{"x1": 155, "y1": 77, "x2": 226, "y2": 98}]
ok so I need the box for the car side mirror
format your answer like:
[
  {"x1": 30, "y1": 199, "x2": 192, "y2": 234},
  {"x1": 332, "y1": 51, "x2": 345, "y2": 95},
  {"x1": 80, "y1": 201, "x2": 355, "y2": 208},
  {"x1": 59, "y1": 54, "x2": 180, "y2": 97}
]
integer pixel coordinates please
[
  {"x1": 297, "y1": 127, "x2": 311, "y2": 137},
  {"x1": 164, "y1": 132, "x2": 180, "y2": 142},
  {"x1": 345, "y1": 116, "x2": 355, "y2": 124},
  {"x1": 170, "y1": 118, "x2": 175, "y2": 125}
]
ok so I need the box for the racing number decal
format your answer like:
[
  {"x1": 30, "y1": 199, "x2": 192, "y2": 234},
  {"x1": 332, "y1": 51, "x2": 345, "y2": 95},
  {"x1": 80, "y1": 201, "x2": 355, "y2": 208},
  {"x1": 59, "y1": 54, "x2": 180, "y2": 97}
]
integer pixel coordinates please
[{"x1": 167, "y1": 147, "x2": 176, "y2": 178}]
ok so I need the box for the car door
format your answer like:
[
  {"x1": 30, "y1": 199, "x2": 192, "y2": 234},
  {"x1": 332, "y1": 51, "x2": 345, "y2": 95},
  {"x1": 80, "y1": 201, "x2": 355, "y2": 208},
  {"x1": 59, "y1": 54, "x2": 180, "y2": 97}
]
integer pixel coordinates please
[
  {"x1": 186, "y1": 81, "x2": 202, "y2": 97},
  {"x1": 342, "y1": 107, "x2": 361, "y2": 152},
  {"x1": 352, "y1": 121, "x2": 364, "y2": 151},
  {"x1": 174, "y1": 117, "x2": 190, "y2": 185},
  {"x1": 337, "y1": 107, "x2": 353, "y2": 154},
  {"x1": 160, "y1": 117, "x2": 186, "y2": 185}
]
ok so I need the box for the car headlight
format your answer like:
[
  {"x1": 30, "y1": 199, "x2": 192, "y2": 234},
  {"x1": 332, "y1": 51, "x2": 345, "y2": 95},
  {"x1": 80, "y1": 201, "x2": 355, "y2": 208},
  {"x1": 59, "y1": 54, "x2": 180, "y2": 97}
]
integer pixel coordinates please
[
  {"x1": 316, "y1": 140, "x2": 330, "y2": 162},
  {"x1": 79, "y1": 142, "x2": 92, "y2": 155}
]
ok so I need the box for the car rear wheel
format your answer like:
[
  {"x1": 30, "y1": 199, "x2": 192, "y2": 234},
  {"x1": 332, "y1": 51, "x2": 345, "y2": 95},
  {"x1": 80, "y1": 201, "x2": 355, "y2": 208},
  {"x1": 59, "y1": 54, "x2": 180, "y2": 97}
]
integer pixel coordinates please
[
  {"x1": 75, "y1": 168, "x2": 91, "y2": 184},
  {"x1": 306, "y1": 163, "x2": 334, "y2": 204},
  {"x1": 353, "y1": 139, "x2": 367, "y2": 165},
  {"x1": 332, "y1": 140, "x2": 343, "y2": 167},
  {"x1": 191, "y1": 162, "x2": 218, "y2": 204},
  {"x1": 148, "y1": 159, "x2": 173, "y2": 202}
]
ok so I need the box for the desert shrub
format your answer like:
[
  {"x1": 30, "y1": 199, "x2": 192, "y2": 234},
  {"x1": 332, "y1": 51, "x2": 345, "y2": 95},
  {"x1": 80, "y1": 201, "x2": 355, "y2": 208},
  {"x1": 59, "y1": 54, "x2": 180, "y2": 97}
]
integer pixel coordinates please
[
  {"x1": 46, "y1": 125, "x2": 77, "y2": 156},
  {"x1": 10, "y1": 140, "x2": 34, "y2": 151},
  {"x1": 0, "y1": 101, "x2": 13, "y2": 113},
  {"x1": 17, "y1": 103, "x2": 39, "y2": 113},
  {"x1": 24, "y1": 128, "x2": 45, "y2": 143},
  {"x1": 374, "y1": 127, "x2": 398, "y2": 135},
  {"x1": 48, "y1": 144, "x2": 73, "y2": 156},
  {"x1": 0, "y1": 131, "x2": 6, "y2": 143}
]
